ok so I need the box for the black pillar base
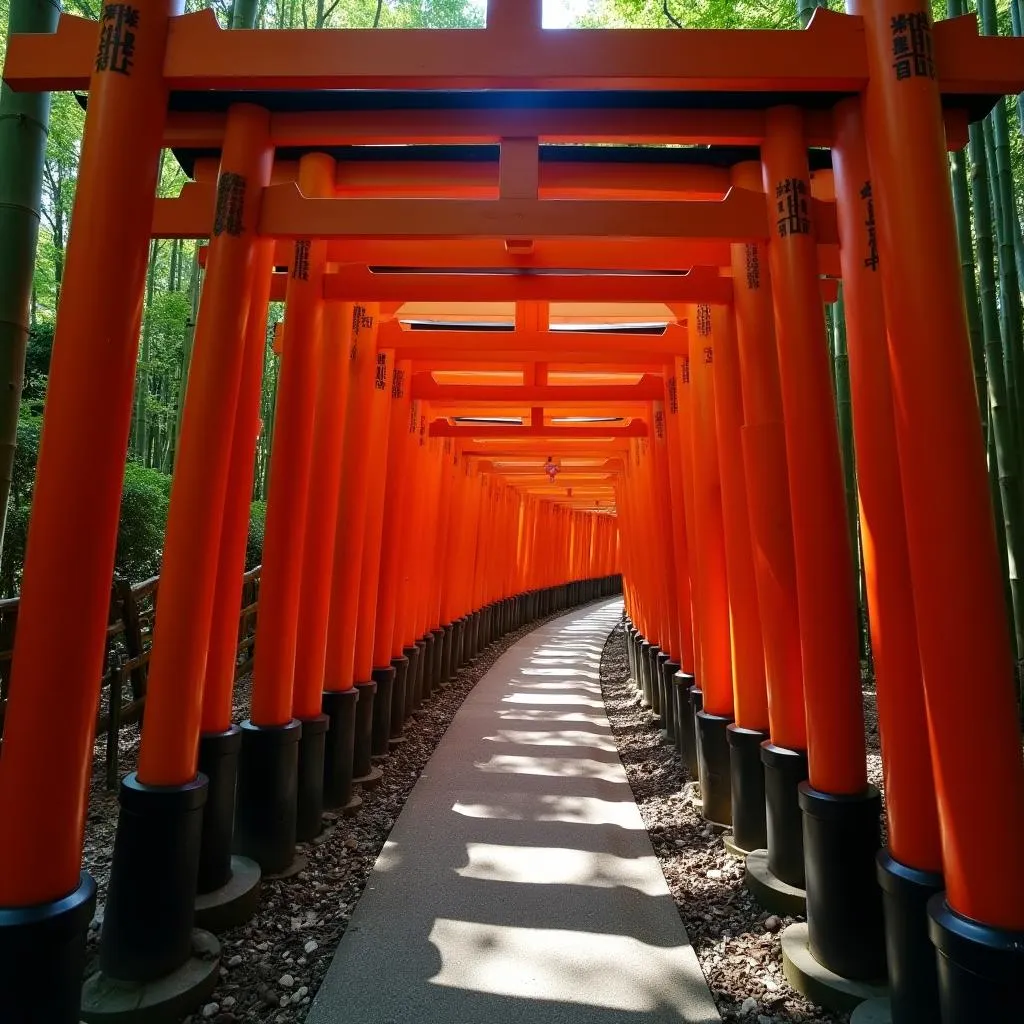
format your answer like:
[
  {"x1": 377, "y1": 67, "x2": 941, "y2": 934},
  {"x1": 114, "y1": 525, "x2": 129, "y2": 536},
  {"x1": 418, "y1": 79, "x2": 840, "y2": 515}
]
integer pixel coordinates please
[
  {"x1": 422, "y1": 632, "x2": 436, "y2": 700},
  {"x1": 800, "y1": 782, "x2": 886, "y2": 981},
  {"x1": 441, "y1": 624, "x2": 454, "y2": 685},
  {"x1": 431, "y1": 628, "x2": 446, "y2": 688},
  {"x1": 101, "y1": 774, "x2": 208, "y2": 981},
  {"x1": 413, "y1": 639, "x2": 427, "y2": 709},
  {"x1": 877, "y1": 850, "x2": 943, "y2": 1024},
  {"x1": 194, "y1": 854, "x2": 261, "y2": 934},
  {"x1": 390, "y1": 656, "x2": 409, "y2": 739},
  {"x1": 726, "y1": 725, "x2": 768, "y2": 854},
  {"x1": 638, "y1": 639, "x2": 653, "y2": 708},
  {"x1": 626, "y1": 625, "x2": 638, "y2": 689},
  {"x1": 322, "y1": 688, "x2": 359, "y2": 809},
  {"x1": 370, "y1": 666, "x2": 395, "y2": 757},
  {"x1": 0, "y1": 871, "x2": 96, "y2": 1024},
  {"x1": 468, "y1": 611, "x2": 481, "y2": 661},
  {"x1": 196, "y1": 725, "x2": 242, "y2": 894},
  {"x1": 658, "y1": 653, "x2": 676, "y2": 741},
  {"x1": 928, "y1": 894, "x2": 1024, "y2": 1024},
  {"x1": 235, "y1": 720, "x2": 300, "y2": 876},
  {"x1": 696, "y1": 710, "x2": 733, "y2": 827},
  {"x1": 763, "y1": 742, "x2": 808, "y2": 888},
  {"x1": 296, "y1": 713, "x2": 329, "y2": 842},
  {"x1": 352, "y1": 680, "x2": 376, "y2": 778},
  {"x1": 673, "y1": 671, "x2": 697, "y2": 777},
  {"x1": 687, "y1": 687, "x2": 704, "y2": 782},
  {"x1": 403, "y1": 646, "x2": 419, "y2": 719},
  {"x1": 655, "y1": 651, "x2": 671, "y2": 733},
  {"x1": 452, "y1": 618, "x2": 464, "y2": 670}
]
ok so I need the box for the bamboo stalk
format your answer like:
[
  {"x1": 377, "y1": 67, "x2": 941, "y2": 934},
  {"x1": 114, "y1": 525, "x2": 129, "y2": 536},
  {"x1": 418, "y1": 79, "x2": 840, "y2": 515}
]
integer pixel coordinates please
[
  {"x1": 970, "y1": 118, "x2": 1024, "y2": 663},
  {"x1": 0, "y1": 0, "x2": 62, "y2": 574},
  {"x1": 949, "y1": 144, "x2": 987, "y2": 439}
]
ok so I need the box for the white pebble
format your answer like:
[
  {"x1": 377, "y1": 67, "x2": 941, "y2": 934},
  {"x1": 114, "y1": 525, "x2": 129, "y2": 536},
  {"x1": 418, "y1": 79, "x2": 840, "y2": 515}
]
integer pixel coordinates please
[
  {"x1": 221, "y1": 996, "x2": 236, "y2": 1007},
  {"x1": 279, "y1": 973, "x2": 295, "y2": 988},
  {"x1": 740, "y1": 996, "x2": 758, "y2": 1015},
  {"x1": 706, "y1": 868, "x2": 723, "y2": 880},
  {"x1": 201, "y1": 1004, "x2": 219, "y2": 1018},
  {"x1": 304, "y1": 939, "x2": 318, "y2": 954},
  {"x1": 227, "y1": 954, "x2": 243, "y2": 967},
  {"x1": 295, "y1": 986, "x2": 309, "y2": 999}
]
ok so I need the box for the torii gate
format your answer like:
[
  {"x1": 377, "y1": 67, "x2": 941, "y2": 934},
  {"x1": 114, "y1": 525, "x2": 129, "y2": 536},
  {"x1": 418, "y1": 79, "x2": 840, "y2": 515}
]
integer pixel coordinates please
[{"x1": 0, "y1": 2, "x2": 1023, "y2": 1022}]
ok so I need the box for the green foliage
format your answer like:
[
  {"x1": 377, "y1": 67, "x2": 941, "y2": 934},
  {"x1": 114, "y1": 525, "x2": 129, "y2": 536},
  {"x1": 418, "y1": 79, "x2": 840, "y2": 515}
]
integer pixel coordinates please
[
  {"x1": 0, "y1": 415, "x2": 42, "y2": 595},
  {"x1": 247, "y1": 500, "x2": 267, "y2": 570},
  {"x1": 115, "y1": 463, "x2": 171, "y2": 583},
  {"x1": 22, "y1": 321, "x2": 53, "y2": 414}
]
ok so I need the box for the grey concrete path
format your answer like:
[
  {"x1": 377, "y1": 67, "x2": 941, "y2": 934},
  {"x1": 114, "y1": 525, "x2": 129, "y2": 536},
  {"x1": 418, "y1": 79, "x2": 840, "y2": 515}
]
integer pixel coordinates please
[{"x1": 306, "y1": 599, "x2": 720, "y2": 1024}]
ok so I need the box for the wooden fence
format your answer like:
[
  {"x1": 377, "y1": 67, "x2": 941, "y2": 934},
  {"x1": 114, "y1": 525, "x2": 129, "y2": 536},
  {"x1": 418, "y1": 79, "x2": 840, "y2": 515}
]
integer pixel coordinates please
[{"x1": 0, "y1": 566, "x2": 261, "y2": 787}]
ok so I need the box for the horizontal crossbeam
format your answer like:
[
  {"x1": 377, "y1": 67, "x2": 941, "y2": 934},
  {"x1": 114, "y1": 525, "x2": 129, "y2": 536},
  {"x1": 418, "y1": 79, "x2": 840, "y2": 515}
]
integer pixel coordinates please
[{"x1": 6, "y1": 11, "x2": 1022, "y2": 99}]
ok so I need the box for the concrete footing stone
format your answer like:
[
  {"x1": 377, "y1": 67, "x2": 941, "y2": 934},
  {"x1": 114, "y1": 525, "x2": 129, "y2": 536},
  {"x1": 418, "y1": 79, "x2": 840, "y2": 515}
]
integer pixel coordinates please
[
  {"x1": 781, "y1": 923, "x2": 888, "y2": 1014},
  {"x1": 744, "y1": 848, "x2": 807, "y2": 918}
]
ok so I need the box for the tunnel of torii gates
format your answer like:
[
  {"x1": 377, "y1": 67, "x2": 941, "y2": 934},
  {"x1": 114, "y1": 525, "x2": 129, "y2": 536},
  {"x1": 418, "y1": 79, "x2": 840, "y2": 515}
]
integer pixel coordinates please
[{"x1": 1, "y1": 0, "x2": 1024, "y2": 1021}]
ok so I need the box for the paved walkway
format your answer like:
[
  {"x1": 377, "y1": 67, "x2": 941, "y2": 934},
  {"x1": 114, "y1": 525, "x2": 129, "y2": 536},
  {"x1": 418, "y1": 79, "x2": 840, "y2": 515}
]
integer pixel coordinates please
[{"x1": 306, "y1": 599, "x2": 720, "y2": 1024}]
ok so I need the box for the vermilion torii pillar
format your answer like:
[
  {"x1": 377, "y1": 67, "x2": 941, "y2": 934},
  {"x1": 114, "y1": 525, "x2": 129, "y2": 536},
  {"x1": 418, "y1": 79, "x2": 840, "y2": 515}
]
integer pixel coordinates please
[
  {"x1": 90, "y1": 103, "x2": 274, "y2": 1008},
  {"x1": 711, "y1": 302, "x2": 770, "y2": 856},
  {"x1": 325, "y1": 304, "x2": 383, "y2": 796},
  {"x1": 235, "y1": 153, "x2": 333, "y2": 878},
  {"x1": 0, "y1": 3, "x2": 180, "y2": 1020},
  {"x1": 291, "y1": 294, "x2": 355, "y2": 842},
  {"x1": 833, "y1": 95, "x2": 943, "y2": 1024},
  {"x1": 729, "y1": 160, "x2": 809, "y2": 900},
  {"x1": 761, "y1": 106, "x2": 885, "y2": 982},
  {"x1": 855, "y1": 0, "x2": 1024, "y2": 1015},
  {"x1": 688, "y1": 304, "x2": 735, "y2": 828}
]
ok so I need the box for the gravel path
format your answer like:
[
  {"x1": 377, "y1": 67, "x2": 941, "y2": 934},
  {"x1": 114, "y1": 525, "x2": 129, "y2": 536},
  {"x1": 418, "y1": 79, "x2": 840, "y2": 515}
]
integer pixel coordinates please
[
  {"x1": 80, "y1": 604, "x2": 886, "y2": 1024},
  {"x1": 597, "y1": 618, "x2": 884, "y2": 1024},
  {"x1": 81, "y1": 611, "x2": 569, "y2": 1024}
]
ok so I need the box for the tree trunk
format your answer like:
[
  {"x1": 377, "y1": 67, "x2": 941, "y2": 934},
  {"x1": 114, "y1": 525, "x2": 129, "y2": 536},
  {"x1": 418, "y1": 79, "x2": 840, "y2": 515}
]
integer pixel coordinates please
[{"x1": 0, "y1": 0, "x2": 62, "y2": 574}]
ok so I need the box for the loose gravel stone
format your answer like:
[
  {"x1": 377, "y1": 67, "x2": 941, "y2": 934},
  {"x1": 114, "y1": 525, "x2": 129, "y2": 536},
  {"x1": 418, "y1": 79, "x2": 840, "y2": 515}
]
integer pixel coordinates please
[{"x1": 598, "y1": 618, "x2": 863, "y2": 1024}]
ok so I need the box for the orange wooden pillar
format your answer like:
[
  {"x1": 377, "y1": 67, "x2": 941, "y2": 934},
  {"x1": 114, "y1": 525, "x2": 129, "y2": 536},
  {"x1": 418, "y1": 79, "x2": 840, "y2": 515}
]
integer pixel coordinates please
[
  {"x1": 674, "y1": 348, "x2": 706, "y2": 703},
  {"x1": 712, "y1": 301, "x2": 771, "y2": 854},
  {"x1": 401, "y1": 408, "x2": 434, "y2": 704},
  {"x1": 290, "y1": 294, "x2": 355, "y2": 840},
  {"x1": 431, "y1": 439, "x2": 458, "y2": 683},
  {"x1": 0, "y1": 3, "x2": 178, "y2": 1013},
  {"x1": 663, "y1": 369, "x2": 696, "y2": 676},
  {"x1": 324, "y1": 304, "x2": 381, "y2": 792},
  {"x1": 689, "y1": 304, "x2": 735, "y2": 827},
  {"x1": 856, "y1": 0, "x2": 1024, "y2": 1006},
  {"x1": 236, "y1": 153, "x2": 332, "y2": 876},
  {"x1": 649, "y1": 403, "x2": 681, "y2": 735},
  {"x1": 373, "y1": 359, "x2": 415, "y2": 739},
  {"x1": 833, "y1": 95, "x2": 943, "y2": 1019},
  {"x1": 195, "y1": 240, "x2": 275, "y2": 915},
  {"x1": 729, "y1": 162, "x2": 808, "y2": 890},
  {"x1": 762, "y1": 106, "x2": 881, "y2": 979},
  {"x1": 123, "y1": 101, "x2": 272, "y2": 963},
  {"x1": 423, "y1": 439, "x2": 450, "y2": 686},
  {"x1": 355, "y1": 346, "x2": 395, "y2": 757}
]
